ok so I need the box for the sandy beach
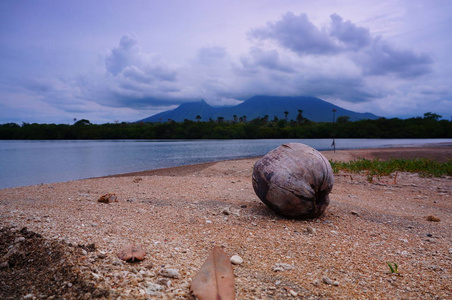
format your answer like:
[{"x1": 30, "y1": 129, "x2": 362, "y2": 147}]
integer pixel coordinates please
[{"x1": 1, "y1": 145, "x2": 451, "y2": 299}]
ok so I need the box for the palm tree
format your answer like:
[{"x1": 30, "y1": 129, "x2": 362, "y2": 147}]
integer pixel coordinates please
[
  {"x1": 331, "y1": 109, "x2": 337, "y2": 152},
  {"x1": 296, "y1": 109, "x2": 304, "y2": 125},
  {"x1": 284, "y1": 111, "x2": 289, "y2": 121},
  {"x1": 196, "y1": 115, "x2": 201, "y2": 122}
]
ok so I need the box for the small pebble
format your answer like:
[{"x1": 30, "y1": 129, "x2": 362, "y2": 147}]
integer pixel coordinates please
[
  {"x1": 322, "y1": 276, "x2": 333, "y2": 285},
  {"x1": 156, "y1": 277, "x2": 172, "y2": 287},
  {"x1": 322, "y1": 276, "x2": 339, "y2": 286},
  {"x1": 272, "y1": 263, "x2": 294, "y2": 272},
  {"x1": 97, "y1": 253, "x2": 107, "y2": 259},
  {"x1": 306, "y1": 226, "x2": 316, "y2": 234},
  {"x1": 145, "y1": 283, "x2": 163, "y2": 296},
  {"x1": 112, "y1": 258, "x2": 123, "y2": 266},
  {"x1": 230, "y1": 255, "x2": 244, "y2": 265},
  {"x1": 0, "y1": 262, "x2": 9, "y2": 269},
  {"x1": 159, "y1": 268, "x2": 180, "y2": 278},
  {"x1": 14, "y1": 237, "x2": 26, "y2": 243},
  {"x1": 426, "y1": 215, "x2": 441, "y2": 222},
  {"x1": 312, "y1": 280, "x2": 320, "y2": 286},
  {"x1": 231, "y1": 209, "x2": 241, "y2": 217}
]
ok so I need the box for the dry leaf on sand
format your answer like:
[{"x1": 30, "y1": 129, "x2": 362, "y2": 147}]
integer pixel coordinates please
[
  {"x1": 190, "y1": 246, "x2": 235, "y2": 300},
  {"x1": 117, "y1": 244, "x2": 146, "y2": 262}
]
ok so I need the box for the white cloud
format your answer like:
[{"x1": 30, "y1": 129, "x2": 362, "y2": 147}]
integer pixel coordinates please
[
  {"x1": 106, "y1": 35, "x2": 177, "y2": 83},
  {"x1": 197, "y1": 47, "x2": 228, "y2": 65},
  {"x1": 79, "y1": 34, "x2": 189, "y2": 110},
  {"x1": 105, "y1": 35, "x2": 140, "y2": 76}
]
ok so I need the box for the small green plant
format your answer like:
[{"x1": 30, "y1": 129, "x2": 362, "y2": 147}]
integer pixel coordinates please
[
  {"x1": 387, "y1": 262, "x2": 399, "y2": 274},
  {"x1": 330, "y1": 158, "x2": 452, "y2": 178}
]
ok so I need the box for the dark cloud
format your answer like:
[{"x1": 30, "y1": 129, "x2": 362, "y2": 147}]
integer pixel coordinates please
[
  {"x1": 298, "y1": 75, "x2": 379, "y2": 102},
  {"x1": 249, "y1": 12, "x2": 338, "y2": 55},
  {"x1": 121, "y1": 64, "x2": 177, "y2": 83},
  {"x1": 102, "y1": 78, "x2": 185, "y2": 109},
  {"x1": 249, "y1": 12, "x2": 433, "y2": 79},
  {"x1": 329, "y1": 13, "x2": 371, "y2": 50},
  {"x1": 23, "y1": 78, "x2": 54, "y2": 94},
  {"x1": 240, "y1": 47, "x2": 295, "y2": 73},
  {"x1": 108, "y1": 94, "x2": 193, "y2": 109},
  {"x1": 360, "y1": 37, "x2": 433, "y2": 77}
]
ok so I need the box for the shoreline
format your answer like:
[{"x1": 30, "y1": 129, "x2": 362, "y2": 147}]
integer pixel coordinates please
[
  {"x1": 105, "y1": 144, "x2": 452, "y2": 179},
  {"x1": 1, "y1": 141, "x2": 451, "y2": 190}
]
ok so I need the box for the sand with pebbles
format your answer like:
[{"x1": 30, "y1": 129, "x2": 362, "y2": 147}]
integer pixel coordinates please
[{"x1": 1, "y1": 145, "x2": 451, "y2": 299}]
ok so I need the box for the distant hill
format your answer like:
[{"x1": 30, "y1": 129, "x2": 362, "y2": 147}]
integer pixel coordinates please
[
  {"x1": 140, "y1": 100, "x2": 220, "y2": 123},
  {"x1": 139, "y1": 95, "x2": 379, "y2": 123}
]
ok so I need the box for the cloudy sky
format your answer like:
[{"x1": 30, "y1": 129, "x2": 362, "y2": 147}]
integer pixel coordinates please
[{"x1": 1, "y1": 0, "x2": 451, "y2": 124}]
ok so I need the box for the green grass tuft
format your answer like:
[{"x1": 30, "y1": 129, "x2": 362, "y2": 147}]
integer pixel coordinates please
[
  {"x1": 330, "y1": 158, "x2": 452, "y2": 177},
  {"x1": 387, "y1": 262, "x2": 399, "y2": 274}
]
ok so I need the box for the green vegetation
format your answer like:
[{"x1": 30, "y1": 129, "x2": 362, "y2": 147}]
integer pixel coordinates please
[
  {"x1": 1, "y1": 113, "x2": 451, "y2": 140},
  {"x1": 387, "y1": 262, "x2": 399, "y2": 274},
  {"x1": 330, "y1": 158, "x2": 452, "y2": 177}
]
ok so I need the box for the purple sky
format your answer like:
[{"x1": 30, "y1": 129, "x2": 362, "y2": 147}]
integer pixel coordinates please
[{"x1": 1, "y1": 0, "x2": 451, "y2": 124}]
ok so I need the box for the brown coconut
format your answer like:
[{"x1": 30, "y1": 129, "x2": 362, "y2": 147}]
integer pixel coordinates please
[{"x1": 252, "y1": 143, "x2": 334, "y2": 219}]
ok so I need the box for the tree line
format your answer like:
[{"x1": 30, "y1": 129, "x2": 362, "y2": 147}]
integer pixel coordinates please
[{"x1": 0, "y1": 113, "x2": 451, "y2": 140}]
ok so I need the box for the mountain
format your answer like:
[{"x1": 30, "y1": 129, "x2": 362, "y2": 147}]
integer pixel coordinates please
[
  {"x1": 139, "y1": 95, "x2": 379, "y2": 123},
  {"x1": 140, "y1": 100, "x2": 220, "y2": 123}
]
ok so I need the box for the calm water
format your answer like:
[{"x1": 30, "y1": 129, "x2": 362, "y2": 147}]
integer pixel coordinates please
[{"x1": 1, "y1": 139, "x2": 451, "y2": 189}]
